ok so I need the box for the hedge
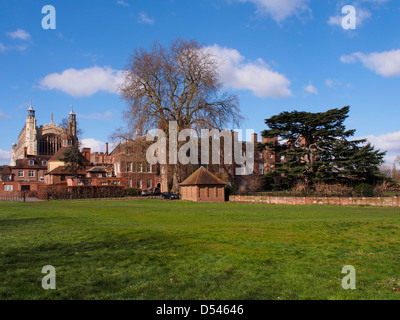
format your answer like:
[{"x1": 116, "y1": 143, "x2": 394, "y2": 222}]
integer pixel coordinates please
[{"x1": 39, "y1": 185, "x2": 125, "y2": 200}]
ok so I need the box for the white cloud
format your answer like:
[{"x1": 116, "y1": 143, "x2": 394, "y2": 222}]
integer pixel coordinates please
[
  {"x1": 39, "y1": 66, "x2": 124, "y2": 97},
  {"x1": 0, "y1": 42, "x2": 6, "y2": 52},
  {"x1": 238, "y1": 0, "x2": 310, "y2": 22},
  {"x1": 6, "y1": 29, "x2": 31, "y2": 40},
  {"x1": 341, "y1": 49, "x2": 400, "y2": 77},
  {"x1": 138, "y1": 12, "x2": 155, "y2": 24},
  {"x1": 0, "y1": 149, "x2": 11, "y2": 165},
  {"x1": 328, "y1": 0, "x2": 389, "y2": 28},
  {"x1": 207, "y1": 44, "x2": 292, "y2": 98},
  {"x1": 79, "y1": 111, "x2": 113, "y2": 121},
  {"x1": 304, "y1": 83, "x2": 318, "y2": 94},
  {"x1": 80, "y1": 138, "x2": 107, "y2": 154},
  {"x1": 325, "y1": 78, "x2": 341, "y2": 88},
  {"x1": 359, "y1": 131, "x2": 400, "y2": 163},
  {"x1": 80, "y1": 138, "x2": 118, "y2": 154},
  {"x1": 117, "y1": 0, "x2": 130, "y2": 7},
  {"x1": 2, "y1": 29, "x2": 32, "y2": 52},
  {"x1": 328, "y1": 6, "x2": 371, "y2": 27},
  {"x1": 0, "y1": 111, "x2": 10, "y2": 119}
]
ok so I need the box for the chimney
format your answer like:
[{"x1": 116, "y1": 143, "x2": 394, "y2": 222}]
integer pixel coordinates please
[
  {"x1": 24, "y1": 147, "x2": 28, "y2": 158},
  {"x1": 251, "y1": 133, "x2": 258, "y2": 144},
  {"x1": 106, "y1": 143, "x2": 109, "y2": 155},
  {"x1": 82, "y1": 148, "x2": 91, "y2": 162}
]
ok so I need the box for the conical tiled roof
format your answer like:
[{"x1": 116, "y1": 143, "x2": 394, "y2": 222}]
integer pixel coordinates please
[{"x1": 179, "y1": 166, "x2": 226, "y2": 186}]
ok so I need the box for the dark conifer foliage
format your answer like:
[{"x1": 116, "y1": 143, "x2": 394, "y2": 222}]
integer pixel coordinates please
[{"x1": 262, "y1": 106, "x2": 386, "y2": 187}]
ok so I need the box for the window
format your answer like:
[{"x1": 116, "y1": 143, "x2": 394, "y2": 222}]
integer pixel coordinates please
[
  {"x1": 147, "y1": 179, "x2": 152, "y2": 189},
  {"x1": 137, "y1": 179, "x2": 142, "y2": 189},
  {"x1": 101, "y1": 182, "x2": 108, "y2": 186},
  {"x1": 138, "y1": 163, "x2": 143, "y2": 173},
  {"x1": 98, "y1": 173, "x2": 102, "y2": 178},
  {"x1": 29, "y1": 160, "x2": 34, "y2": 166},
  {"x1": 127, "y1": 162, "x2": 133, "y2": 172},
  {"x1": 60, "y1": 176, "x2": 65, "y2": 181},
  {"x1": 128, "y1": 179, "x2": 133, "y2": 188},
  {"x1": 18, "y1": 171, "x2": 24, "y2": 177},
  {"x1": 28, "y1": 171, "x2": 35, "y2": 178},
  {"x1": 107, "y1": 172, "x2": 112, "y2": 177},
  {"x1": 147, "y1": 163, "x2": 151, "y2": 173},
  {"x1": 259, "y1": 164, "x2": 265, "y2": 175},
  {"x1": 42, "y1": 161, "x2": 47, "y2": 166},
  {"x1": 259, "y1": 152, "x2": 263, "y2": 159},
  {"x1": 5, "y1": 185, "x2": 13, "y2": 191}
]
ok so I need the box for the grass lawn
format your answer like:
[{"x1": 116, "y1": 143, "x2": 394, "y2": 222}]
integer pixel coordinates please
[{"x1": 0, "y1": 200, "x2": 400, "y2": 300}]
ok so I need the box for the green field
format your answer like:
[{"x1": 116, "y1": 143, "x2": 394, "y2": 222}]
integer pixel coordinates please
[{"x1": 0, "y1": 200, "x2": 400, "y2": 300}]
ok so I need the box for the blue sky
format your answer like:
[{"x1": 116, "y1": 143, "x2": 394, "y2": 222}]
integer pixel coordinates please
[{"x1": 1, "y1": 0, "x2": 400, "y2": 165}]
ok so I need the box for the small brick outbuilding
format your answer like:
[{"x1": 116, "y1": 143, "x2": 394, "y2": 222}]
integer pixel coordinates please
[{"x1": 179, "y1": 167, "x2": 226, "y2": 202}]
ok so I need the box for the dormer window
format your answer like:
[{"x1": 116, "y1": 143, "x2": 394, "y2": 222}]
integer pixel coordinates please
[
  {"x1": 42, "y1": 161, "x2": 47, "y2": 166},
  {"x1": 29, "y1": 160, "x2": 35, "y2": 166}
]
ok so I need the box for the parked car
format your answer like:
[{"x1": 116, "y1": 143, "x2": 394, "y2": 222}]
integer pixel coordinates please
[
  {"x1": 141, "y1": 190, "x2": 150, "y2": 197},
  {"x1": 162, "y1": 192, "x2": 180, "y2": 200},
  {"x1": 150, "y1": 187, "x2": 161, "y2": 196}
]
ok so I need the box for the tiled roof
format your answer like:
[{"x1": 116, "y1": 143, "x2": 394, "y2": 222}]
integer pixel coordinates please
[
  {"x1": 179, "y1": 167, "x2": 226, "y2": 186},
  {"x1": 48, "y1": 147, "x2": 90, "y2": 165},
  {"x1": 14, "y1": 156, "x2": 51, "y2": 169},
  {"x1": 0, "y1": 166, "x2": 12, "y2": 174},
  {"x1": 86, "y1": 166, "x2": 107, "y2": 173},
  {"x1": 48, "y1": 147, "x2": 69, "y2": 162},
  {"x1": 46, "y1": 166, "x2": 86, "y2": 176}
]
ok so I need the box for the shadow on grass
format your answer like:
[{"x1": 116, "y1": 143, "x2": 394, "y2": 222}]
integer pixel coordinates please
[
  {"x1": 0, "y1": 231, "x2": 250, "y2": 299},
  {"x1": 0, "y1": 218, "x2": 44, "y2": 227}
]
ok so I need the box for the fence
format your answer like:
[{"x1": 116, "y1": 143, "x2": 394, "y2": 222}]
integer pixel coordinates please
[
  {"x1": 229, "y1": 195, "x2": 400, "y2": 207},
  {"x1": 0, "y1": 191, "x2": 26, "y2": 202}
]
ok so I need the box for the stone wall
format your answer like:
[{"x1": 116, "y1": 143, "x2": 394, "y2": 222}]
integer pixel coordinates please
[{"x1": 229, "y1": 195, "x2": 400, "y2": 207}]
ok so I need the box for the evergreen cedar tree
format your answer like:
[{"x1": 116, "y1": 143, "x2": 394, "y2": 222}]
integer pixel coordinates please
[{"x1": 261, "y1": 106, "x2": 386, "y2": 188}]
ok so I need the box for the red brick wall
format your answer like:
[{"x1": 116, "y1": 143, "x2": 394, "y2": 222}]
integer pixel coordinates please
[{"x1": 230, "y1": 195, "x2": 400, "y2": 207}]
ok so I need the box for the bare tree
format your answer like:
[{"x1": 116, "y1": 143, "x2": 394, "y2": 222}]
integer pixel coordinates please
[{"x1": 116, "y1": 39, "x2": 242, "y2": 189}]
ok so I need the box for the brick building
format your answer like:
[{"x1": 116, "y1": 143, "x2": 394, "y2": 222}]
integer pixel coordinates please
[
  {"x1": 110, "y1": 139, "x2": 165, "y2": 191},
  {"x1": 180, "y1": 166, "x2": 226, "y2": 202},
  {"x1": 2, "y1": 106, "x2": 281, "y2": 196}
]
